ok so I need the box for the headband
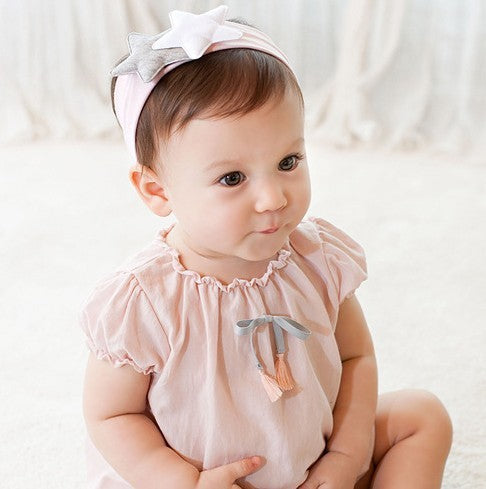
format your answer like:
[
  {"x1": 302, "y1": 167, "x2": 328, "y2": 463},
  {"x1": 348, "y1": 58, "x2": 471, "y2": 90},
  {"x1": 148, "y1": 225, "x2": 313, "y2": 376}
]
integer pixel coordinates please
[{"x1": 111, "y1": 5, "x2": 294, "y2": 164}]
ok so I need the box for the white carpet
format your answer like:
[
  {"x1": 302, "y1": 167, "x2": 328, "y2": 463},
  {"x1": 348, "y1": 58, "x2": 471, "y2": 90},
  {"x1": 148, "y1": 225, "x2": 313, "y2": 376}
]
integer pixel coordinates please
[{"x1": 1, "y1": 140, "x2": 485, "y2": 488}]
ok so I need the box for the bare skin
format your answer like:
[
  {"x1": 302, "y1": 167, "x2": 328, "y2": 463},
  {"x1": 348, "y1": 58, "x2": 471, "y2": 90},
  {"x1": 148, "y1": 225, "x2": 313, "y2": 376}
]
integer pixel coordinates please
[
  {"x1": 299, "y1": 389, "x2": 453, "y2": 489},
  {"x1": 353, "y1": 389, "x2": 453, "y2": 489}
]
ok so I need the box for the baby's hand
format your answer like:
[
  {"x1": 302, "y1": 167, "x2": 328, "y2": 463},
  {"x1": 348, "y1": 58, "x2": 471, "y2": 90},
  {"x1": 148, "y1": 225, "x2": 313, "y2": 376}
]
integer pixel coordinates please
[
  {"x1": 297, "y1": 451, "x2": 359, "y2": 489},
  {"x1": 195, "y1": 456, "x2": 263, "y2": 489}
]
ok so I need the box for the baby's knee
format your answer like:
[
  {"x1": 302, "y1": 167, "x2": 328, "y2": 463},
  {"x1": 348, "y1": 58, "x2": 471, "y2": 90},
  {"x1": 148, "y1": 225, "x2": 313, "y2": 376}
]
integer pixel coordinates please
[{"x1": 400, "y1": 389, "x2": 453, "y2": 446}]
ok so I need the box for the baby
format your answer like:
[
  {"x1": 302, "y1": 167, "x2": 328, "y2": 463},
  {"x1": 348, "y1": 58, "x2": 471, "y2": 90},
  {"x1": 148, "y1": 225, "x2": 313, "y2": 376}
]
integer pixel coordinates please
[{"x1": 80, "y1": 5, "x2": 452, "y2": 489}]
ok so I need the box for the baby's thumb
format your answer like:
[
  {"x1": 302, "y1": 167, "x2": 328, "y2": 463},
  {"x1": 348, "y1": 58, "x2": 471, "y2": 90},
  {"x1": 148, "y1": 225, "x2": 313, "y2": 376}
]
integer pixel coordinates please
[{"x1": 221, "y1": 456, "x2": 263, "y2": 482}]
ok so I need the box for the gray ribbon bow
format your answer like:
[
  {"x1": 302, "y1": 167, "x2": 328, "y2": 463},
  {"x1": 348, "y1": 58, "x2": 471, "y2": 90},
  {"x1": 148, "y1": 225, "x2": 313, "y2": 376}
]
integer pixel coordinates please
[{"x1": 234, "y1": 314, "x2": 311, "y2": 372}]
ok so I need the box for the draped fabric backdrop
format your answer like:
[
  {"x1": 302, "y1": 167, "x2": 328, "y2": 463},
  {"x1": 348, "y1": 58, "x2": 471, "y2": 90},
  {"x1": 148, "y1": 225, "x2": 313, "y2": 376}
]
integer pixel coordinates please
[{"x1": 1, "y1": 0, "x2": 485, "y2": 158}]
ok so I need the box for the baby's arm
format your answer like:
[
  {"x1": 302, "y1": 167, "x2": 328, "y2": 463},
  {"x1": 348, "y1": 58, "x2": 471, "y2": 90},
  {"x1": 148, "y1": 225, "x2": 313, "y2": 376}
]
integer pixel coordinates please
[
  {"x1": 298, "y1": 294, "x2": 378, "y2": 489},
  {"x1": 327, "y1": 294, "x2": 378, "y2": 474},
  {"x1": 83, "y1": 353, "x2": 200, "y2": 489}
]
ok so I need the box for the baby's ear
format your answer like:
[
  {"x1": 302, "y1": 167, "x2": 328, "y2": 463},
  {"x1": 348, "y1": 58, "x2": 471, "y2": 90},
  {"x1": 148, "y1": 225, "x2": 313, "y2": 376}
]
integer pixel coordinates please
[{"x1": 128, "y1": 164, "x2": 172, "y2": 217}]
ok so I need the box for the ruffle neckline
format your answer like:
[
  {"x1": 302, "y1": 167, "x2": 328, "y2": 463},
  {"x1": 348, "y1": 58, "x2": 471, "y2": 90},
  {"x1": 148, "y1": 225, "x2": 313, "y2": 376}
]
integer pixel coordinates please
[{"x1": 156, "y1": 223, "x2": 292, "y2": 293}]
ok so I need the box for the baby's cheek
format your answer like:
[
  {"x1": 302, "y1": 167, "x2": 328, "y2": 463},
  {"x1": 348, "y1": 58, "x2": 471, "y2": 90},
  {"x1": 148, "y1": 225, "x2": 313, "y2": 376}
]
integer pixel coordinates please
[{"x1": 296, "y1": 180, "x2": 311, "y2": 213}]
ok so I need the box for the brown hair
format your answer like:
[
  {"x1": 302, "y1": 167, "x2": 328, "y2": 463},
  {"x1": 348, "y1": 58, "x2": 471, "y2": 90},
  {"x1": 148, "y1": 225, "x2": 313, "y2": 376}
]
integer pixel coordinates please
[{"x1": 111, "y1": 19, "x2": 304, "y2": 173}]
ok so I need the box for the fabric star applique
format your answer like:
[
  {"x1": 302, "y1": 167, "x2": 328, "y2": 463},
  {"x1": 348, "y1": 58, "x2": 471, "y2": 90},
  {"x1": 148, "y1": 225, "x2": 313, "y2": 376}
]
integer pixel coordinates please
[
  {"x1": 111, "y1": 5, "x2": 243, "y2": 83},
  {"x1": 111, "y1": 32, "x2": 189, "y2": 82},
  {"x1": 152, "y1": 5, "x2": 242, "y2": 58}
]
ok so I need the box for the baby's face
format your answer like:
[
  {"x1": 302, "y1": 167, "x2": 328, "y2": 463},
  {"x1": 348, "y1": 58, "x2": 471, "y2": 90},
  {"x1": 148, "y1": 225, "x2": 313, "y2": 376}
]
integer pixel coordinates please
[{"x1": 159, "y1": 87, "x2": 311, "y2": 264}]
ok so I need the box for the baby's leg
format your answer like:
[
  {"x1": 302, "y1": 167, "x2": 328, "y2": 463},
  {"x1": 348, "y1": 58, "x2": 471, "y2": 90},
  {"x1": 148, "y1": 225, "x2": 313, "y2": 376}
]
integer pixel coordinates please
[{"x1": 355, "y1": 389, "x2": 452, "y2": 489}]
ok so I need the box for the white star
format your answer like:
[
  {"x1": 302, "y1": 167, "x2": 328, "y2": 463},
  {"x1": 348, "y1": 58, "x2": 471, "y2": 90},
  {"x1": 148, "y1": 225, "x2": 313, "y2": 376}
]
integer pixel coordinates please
[{"x1": 152, "y1": 5, "x2": 242, "y2": 59}]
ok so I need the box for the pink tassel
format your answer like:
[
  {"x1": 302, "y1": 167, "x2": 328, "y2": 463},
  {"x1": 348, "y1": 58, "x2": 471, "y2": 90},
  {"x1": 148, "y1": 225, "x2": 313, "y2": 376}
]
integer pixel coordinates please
[
  {"x1": 259, "y1": 370, "x2": 282, "y2": 402},
  {"x1": 275, "y1": 353, "x2": 295, "y2": 391}
]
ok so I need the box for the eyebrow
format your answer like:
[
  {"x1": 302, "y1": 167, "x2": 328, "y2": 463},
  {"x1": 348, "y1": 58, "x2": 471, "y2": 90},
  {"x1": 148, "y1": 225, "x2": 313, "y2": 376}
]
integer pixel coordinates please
[{"x1": 204, "y1": 137, "x2": 305, "y2": 172}]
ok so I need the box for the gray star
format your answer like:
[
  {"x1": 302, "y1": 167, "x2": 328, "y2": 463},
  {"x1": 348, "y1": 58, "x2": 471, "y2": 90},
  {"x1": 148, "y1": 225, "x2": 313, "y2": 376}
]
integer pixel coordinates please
[{"x1": 111, "y1": 32, "x2": 191, "y2": 82}]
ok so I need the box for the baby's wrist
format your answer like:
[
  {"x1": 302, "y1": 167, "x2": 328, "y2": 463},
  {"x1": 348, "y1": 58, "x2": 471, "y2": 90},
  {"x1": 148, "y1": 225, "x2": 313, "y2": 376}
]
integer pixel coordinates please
[
  {"x1": 323, "y1": 450, "x2": 362, "y2": 480},
  {"x1": 130, "y1": 446, "x2": 200, "y2": 489},
  {"x1": 159, "y1": 457, "x2": 200, "y2": 489},
  {"x1": 170, "y1": 464, "x2": 200, "y2": 489}
]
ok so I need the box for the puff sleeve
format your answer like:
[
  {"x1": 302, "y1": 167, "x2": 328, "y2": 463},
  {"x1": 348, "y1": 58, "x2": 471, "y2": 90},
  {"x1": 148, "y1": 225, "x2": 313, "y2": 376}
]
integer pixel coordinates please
[
  {"x1": 78, "y1": 271, "x2": 170, "y2": 375},
  {"x1": 309, "y1": 216, "x2": 368, "y2": 307}
]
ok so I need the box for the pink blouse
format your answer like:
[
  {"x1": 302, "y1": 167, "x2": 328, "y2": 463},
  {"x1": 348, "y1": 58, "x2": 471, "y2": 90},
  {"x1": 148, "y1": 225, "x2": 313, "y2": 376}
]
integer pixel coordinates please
[{"x1": 79, "y1": 216, "x2": 368, "y2": 489}]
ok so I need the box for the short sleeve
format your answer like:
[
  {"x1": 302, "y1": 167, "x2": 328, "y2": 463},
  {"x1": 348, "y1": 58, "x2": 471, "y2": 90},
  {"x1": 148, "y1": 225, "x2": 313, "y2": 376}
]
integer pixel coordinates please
[
  {"x1": 309, "y1": 216, "x2": 368, "y2": 306},
  {"x1": 78, "y1": 272, "x2": 170, "y2": 375}
]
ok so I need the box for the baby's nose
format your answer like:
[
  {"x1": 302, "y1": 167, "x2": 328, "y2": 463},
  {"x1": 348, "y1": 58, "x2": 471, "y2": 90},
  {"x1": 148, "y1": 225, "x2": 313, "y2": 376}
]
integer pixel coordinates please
[{"x1": 254, "y1": 180, "x2": 287, "y2": 213}]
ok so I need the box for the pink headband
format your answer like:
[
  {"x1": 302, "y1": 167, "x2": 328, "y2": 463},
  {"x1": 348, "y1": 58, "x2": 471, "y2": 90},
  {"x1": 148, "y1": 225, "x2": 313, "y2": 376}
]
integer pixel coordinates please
[{"x1": 111, "y1": 5, "x2": 294, "y2": 164}]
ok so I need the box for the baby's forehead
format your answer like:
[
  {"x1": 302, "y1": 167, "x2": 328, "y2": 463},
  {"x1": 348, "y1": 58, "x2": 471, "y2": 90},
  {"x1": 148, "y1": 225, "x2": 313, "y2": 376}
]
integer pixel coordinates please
[{"x1": 152, "y1": 88, "x2": 304, "y2": 171}]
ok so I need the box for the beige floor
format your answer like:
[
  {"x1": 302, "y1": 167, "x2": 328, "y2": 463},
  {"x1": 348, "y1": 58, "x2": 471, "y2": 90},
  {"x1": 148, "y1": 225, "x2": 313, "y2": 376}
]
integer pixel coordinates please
[{"x1": 1, "y1": 139, "x2": 484, "y2": 488}]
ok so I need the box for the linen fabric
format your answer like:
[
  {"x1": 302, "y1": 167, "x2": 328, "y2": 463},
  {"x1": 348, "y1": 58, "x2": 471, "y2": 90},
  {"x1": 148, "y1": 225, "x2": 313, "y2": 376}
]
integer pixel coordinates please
[{"x1": 78, "y1": 216, "x2": 367, "y2": 489}]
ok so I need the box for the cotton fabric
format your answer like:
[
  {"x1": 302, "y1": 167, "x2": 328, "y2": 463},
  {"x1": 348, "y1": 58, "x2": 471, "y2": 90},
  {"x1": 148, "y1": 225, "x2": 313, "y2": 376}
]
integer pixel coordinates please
[{"x1": 79, "y1": 216, "x2": 367, "y2": 489}]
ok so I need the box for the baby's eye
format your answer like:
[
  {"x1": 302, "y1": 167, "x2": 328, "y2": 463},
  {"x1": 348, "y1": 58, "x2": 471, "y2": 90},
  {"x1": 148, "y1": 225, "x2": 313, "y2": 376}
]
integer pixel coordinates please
[
  {"x1": 219, "y1": 171, "x2": 245, "y2": 187},
  {"x1": 279, "y1": 154, "x2": 303, "y2": 171}
]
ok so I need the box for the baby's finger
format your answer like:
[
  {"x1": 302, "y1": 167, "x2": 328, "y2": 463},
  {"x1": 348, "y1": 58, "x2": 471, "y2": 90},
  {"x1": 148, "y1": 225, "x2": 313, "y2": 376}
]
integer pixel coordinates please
[
  {"x1": 219, "y1": 456, "x2": 263, "y2": 484},
  {"x1": 199, "y1": 456, "x2": 262, "y2": 488}
]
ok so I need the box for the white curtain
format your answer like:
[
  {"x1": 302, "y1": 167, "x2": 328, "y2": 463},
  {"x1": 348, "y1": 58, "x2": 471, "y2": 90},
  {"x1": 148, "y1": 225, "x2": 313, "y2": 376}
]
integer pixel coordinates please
[
  {"x1": 306, "y1": 0, "x2": 486, "y2": 156},
  {"x1": 1, "y1": 0, "x2": 485, "y2": 157}
]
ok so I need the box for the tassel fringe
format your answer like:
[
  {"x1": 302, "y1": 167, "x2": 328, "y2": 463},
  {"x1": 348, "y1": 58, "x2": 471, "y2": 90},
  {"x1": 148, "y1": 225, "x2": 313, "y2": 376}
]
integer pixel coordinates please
[
  {"x1": 275, "y1": 353, "x2": 296, "y2": 390},
  {"x1": 259, "y1": 370, "x2": 282, "y2": 402}
]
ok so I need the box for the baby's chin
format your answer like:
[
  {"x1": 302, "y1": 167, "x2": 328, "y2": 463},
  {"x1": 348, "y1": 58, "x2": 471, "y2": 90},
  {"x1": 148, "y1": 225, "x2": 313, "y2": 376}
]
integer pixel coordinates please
[{"x1": 236, "y1": 236, "x2": 289, "y2": 263}]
